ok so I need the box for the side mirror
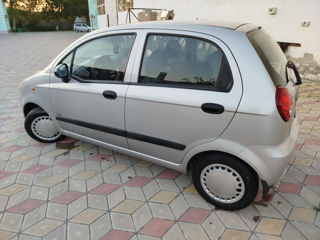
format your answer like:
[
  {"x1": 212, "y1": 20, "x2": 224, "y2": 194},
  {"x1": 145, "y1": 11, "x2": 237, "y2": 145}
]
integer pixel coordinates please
[{"x1": 54, "y1": 64, "x2": 69, "y2": 83}]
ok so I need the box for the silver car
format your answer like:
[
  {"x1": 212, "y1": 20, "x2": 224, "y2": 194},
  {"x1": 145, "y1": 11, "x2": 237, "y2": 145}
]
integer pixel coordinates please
[
  {"x1": 20, "y1": 21, "x2": 301, "y2": 210},
  {"x1": 74, "y1": 23, "x2": 92, "y2": 32}
]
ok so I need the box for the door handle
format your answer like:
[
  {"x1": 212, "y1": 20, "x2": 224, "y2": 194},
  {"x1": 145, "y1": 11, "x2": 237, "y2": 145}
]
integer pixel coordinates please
[
  {"x1": 103, "y1": 90, "x2": 117, "y2": 100},
  {"x1": 201, "y1": 103, "x2": 224, "y2": 114}
]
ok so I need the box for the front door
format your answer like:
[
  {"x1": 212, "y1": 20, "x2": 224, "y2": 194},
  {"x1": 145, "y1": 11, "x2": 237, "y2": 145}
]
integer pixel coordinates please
[
  {"x1": 50, "y1": 33, "x2": 137, "y2": 148},
  {"x1": 125, "y1": 31, "x2": 242, "y2": 163}
]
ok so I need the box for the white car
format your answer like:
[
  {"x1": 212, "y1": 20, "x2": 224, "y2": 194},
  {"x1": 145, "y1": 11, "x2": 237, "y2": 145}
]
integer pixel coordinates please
[
  {"x1": 20, "y1": 21, "x2": 301, "y2": 210},
  {"x1": 74, "y1": 23, "x2": 92, "y2": 32}
]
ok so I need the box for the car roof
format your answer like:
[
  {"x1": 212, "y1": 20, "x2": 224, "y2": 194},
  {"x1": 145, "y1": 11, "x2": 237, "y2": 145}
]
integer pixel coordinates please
[{"x1": 93, "y1": 20, "x2": 258, "y2": 34}]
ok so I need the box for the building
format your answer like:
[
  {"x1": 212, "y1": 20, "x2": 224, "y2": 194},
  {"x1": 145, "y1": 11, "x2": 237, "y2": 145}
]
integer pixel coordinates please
[
  {"x1": 0, "y1": 0, "x2": 10, "y2": 32},
  {"x1": 88, "y1": 0, "x2": 320, "y2": 77}
]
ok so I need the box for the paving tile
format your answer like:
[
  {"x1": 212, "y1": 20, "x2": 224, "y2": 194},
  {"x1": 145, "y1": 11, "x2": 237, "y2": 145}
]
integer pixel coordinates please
[
  {"x1": 0, "y1": 170, "x2": 15, "y2": 180},
  {"x1": 289, "y1": 207, "x2": 317, "y2": 223},
  {"x1": 90, "y1": 183, "x2": 120, "y2": 195},
  {"x1": 291, "y1": 221, "x2": 320, "y2": 240},
  {"x1": 169, "y1": 194, "x2": 189, "y2": 219},
  {"x1": 304, "y1": 175, "x2": 320, "y2": 186},
  {"x1": 101, "y1": 230, "x2": 134, "y2": 240},
  {"x1": 183, "y1": 184, "x2": 199, "y2": 194},
  {"x1": 7, "y1": 199, "x2": 45, "y2": 214},
  {"x1": 72, "y1": 170, "x2": 97, "y2": 180},
  {"x1": 300, "y1": 185, "x2": 320, "y2": 206},
  {"x1": 293, "y1": 157, "x2": 313, "y2": 166},
  {"x1": 150, "y1": 191, "x2": 178, "y2": 204},
  {"x1": 0, "y1": 212, "x2": 23, "y2": 232},
  {"x1": 1, "y1": 145, "x2": 24, "y2": 152},
  {"x1": 108, "y1": 187, "x2": 126, "y2": 209},
  {"x1": 135, "y1": 160, "x2": 153, "y2": 168},
  {"x1": 107, "y1": 164, "x2": 129, "y2": 173},
  {"x1": 113, "y1": 199, "x2": 143, "y2": 214},
  {"x1": 123, "y1": 186, "x2": 145, "y2": 201},
  {"x1": 216, "y1": 211, "x2": 249, "y2": 231},
  {"x1": 278, "y1": 182, "x2": 302, "y2": 194},
  {"x1": 132, "y1": 203, "x2": 152, "y2": 231},
  {"x1": 255, "y1": 218, "x2": 286, "y2": 235},
  {"x1": 71, "y1": 208, "x2": 105, "y2": 224},
  {"x1": 90, "y1": 213, "x2": 111, "y2": 240},
  {"x1": 67, "y1": 195, "x2": 87, "y2": 219},
  {"x1": 0, "y1": 230, "x2": 16, "y2": 240},
  {"x1": 22, "y1": 164, "x2": 50, "y2": 174},
  {"x1": 282, "y1": 222, "x2": 307, "y2": 240},
  {"x1": 179, "y1": 222, "x2": 209, "y2": 240},
  {"x1": 67, "y1": 222, "x2": 89, "y2": 240},
  {"x1": 220, "y1": 229, "x2": 251, "y2": 240},
  {"x1": 88, "y1": 193, "x2": 108, "y2": 210},
  {"x1": 110, "y1": 212, "x2": 135, "y2": 232},
  {"x1": 30, "y1": 186, "x2": 49, "y2": 200},
  {"x1": 180, "y1": 207, "x2": 211, "y2": 224},
  {"x1": 149, "y1": 202, "x2": 174, "y2": 220},
  {"x1": 140, "y1": 219, "x2": 174, "y2": 237},
  {"x1": 202, "y1": 212, "x2": 225, "y2": 239},
  {"x1": 162, "y1": 223, "x2": 185, "y2": 240},
  {"x1": 51, "y1": 191, "x2": 84, "y2": 204},
  {"x1": 21, "y1": 204, "x2": 46, "y2": 231},
  {"x1": 89, "y1": 153, "x2": 112, "y2": 162},
  {"x1": 157, "y1": 169, "x2": 180, "y2": 179},
  {"x1": 36, "y1": 176, "x2": 65, "y2": 187},
  {"x1": 45, "y1": 149, "x2": 68, "y2": 157},
  {"x1": 126, "y1": 176, "x2": 153, "y2": 188},
  {"x1": 0, "y1": 184, "x2": 28, "y2": 196},
  {"x1": 57, "y1": 159, "x2": 82, "y2": 168},
  {"x1": 47, "y1": 202, "x2": 67, "y2": 221}
]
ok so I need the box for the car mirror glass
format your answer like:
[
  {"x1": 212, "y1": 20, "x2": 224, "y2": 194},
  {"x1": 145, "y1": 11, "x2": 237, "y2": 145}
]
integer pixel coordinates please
[{"x1": 54, "y1": 64, "x2": 69, "y2": 82}]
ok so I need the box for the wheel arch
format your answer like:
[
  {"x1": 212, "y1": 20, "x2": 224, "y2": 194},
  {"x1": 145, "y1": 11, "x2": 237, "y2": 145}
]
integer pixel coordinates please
[
  {"x1": 23, "y1": 102, "x2": 43, "y2": 117},
  {"x1": 187, "y1": 150, "x2": 258, "y2": 180}
]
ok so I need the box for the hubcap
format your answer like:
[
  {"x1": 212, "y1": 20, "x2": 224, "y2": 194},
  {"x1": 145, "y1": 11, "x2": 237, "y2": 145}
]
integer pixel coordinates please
[
  {"x1": 200, "y1": 163, "x2": 245, "y2": 204},
  {"x1": 31, "y1": 116, "x2": 60, "y2": 141}
]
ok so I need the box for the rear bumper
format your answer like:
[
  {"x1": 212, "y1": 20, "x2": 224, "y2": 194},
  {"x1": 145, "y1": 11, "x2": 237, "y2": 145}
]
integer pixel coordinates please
[{"x1": 239, "y1": 117, "x2": 299, "y2": 186}]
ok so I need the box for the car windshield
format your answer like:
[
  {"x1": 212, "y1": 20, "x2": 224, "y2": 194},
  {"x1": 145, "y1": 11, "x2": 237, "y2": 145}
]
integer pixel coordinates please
[{"x1": 247, "y1": 29, "x2": 288, "y2": 87}]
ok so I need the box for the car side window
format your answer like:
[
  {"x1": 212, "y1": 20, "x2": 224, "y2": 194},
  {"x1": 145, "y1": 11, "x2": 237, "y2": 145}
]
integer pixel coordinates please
[
  {"x1": 71, "y1": 34, "x2": 135, "y2": 82},
  {"x1": 139, "y1": 34, "x2": 232, "y2": 91}
]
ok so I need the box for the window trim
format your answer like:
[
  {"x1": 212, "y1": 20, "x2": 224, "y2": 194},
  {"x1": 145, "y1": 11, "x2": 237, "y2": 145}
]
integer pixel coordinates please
[
  {"x1": 58, "y1": 33, "x2": 137, "y2": 84},
  {"x1": 137, "y1": 32, "x2": 233, "y2": 92}
]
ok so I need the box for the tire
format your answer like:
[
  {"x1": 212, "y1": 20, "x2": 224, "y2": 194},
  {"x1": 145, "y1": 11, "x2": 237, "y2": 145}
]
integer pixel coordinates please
[
  {"x1": 75, "y1": 29, "x2": 79, "y2": 32},
  {"x1": 24, "y1": 107, "x2": 65, "y2": 143},
  {"x1": 88, "y1": 29, "x2": 91, "y2": 32},
  {"x1": 192, "y1": 152, "x2": 258, "y2": 210}
]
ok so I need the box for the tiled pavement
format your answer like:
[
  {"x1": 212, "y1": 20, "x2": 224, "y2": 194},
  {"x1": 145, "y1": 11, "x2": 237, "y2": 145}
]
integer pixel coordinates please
[{"x1": 0, "y1": 32, "x2": 319, "y2": 240}]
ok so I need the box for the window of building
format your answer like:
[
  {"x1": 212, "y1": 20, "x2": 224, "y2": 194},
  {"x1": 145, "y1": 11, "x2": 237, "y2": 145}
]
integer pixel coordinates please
[
  {"x1": 118, "y1": 0, "x2": 133, "y2": 12},
  {"x1": 97, "y1": 0, "x2": 105, "y2": 15},
  {"x1": 70, "y1": 34, "x2": 135, "y2": 82},
  {"x1": 139, "y1": 34, "x2": 233, "y2": 91}
]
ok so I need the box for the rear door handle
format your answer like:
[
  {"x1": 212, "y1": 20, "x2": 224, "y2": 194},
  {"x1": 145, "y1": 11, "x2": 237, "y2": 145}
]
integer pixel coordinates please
[
  {"x1": 201, "y1": 103, "x2": 224, "y2": 114},
  {"x1": 103, "y1": 90, "x2": 117, "y2": 100}
]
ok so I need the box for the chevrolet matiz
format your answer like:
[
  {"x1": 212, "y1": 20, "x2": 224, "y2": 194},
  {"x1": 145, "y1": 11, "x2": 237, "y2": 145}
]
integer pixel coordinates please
[{"x1": 20, "y1": 21, "x2": 301, "y2": 210}]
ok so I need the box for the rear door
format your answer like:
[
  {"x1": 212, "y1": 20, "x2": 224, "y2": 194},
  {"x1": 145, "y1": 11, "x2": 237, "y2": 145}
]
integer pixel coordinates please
[{"x1": 125, "y1": 30, "x2": 243, "y2": 164}]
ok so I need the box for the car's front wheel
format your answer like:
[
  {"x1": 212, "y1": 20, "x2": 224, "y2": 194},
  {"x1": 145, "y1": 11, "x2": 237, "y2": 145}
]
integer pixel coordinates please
[
  {"x1": 24, "y1": 107, "x2": 65, "y2": 143},
  {"x1": 192, "y1": 152, "x2": 258, "y2": 210}
]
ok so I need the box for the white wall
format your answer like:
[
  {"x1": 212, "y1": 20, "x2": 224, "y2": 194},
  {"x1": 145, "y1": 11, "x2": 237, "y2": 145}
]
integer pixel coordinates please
[{"x1": 116, "y1": 0, "x2": 320, "y2": 63}]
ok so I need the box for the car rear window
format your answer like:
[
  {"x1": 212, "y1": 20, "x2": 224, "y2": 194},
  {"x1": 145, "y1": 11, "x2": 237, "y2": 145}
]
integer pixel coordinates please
[{"x1": 247, "y1": 29, "x2": 287, "y2": 87}]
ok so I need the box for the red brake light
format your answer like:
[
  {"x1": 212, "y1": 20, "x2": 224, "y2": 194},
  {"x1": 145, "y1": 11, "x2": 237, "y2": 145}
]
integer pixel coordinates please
[{"x1": 276, "y1": 86, "x2": 292, "y2": 122}]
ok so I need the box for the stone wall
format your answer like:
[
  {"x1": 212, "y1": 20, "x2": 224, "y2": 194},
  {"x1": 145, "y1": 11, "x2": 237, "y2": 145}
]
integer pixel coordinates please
[{"x1": 288, "y1": 53, "x2": 320, "y2": 81}]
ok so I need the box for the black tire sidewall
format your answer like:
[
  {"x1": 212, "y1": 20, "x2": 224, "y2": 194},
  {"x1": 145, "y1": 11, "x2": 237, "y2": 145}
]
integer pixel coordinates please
[
  {"x1": 192, "y1": 153, "x2": 258, "y2": 210},
  {"x1": 24, "y1": 108, "x2": 64, "y2": 143}
]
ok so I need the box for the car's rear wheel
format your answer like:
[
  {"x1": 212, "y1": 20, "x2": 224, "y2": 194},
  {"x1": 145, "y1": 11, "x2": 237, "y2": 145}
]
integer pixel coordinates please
[
  {"x1": 192, "y1": 152, "x2": 258, "y2": 210},
  {"x1": 75, "y1": 29, "x2": 79, "y2": 32},
  {"x1": 25, "y1": 107, "x2": 65, "y2": 143}
]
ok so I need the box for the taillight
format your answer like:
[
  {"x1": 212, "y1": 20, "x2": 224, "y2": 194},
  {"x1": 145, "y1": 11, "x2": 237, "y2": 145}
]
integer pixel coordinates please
[{"x1": 276, "y1": 86, "x2": 292, "y2": 122}]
